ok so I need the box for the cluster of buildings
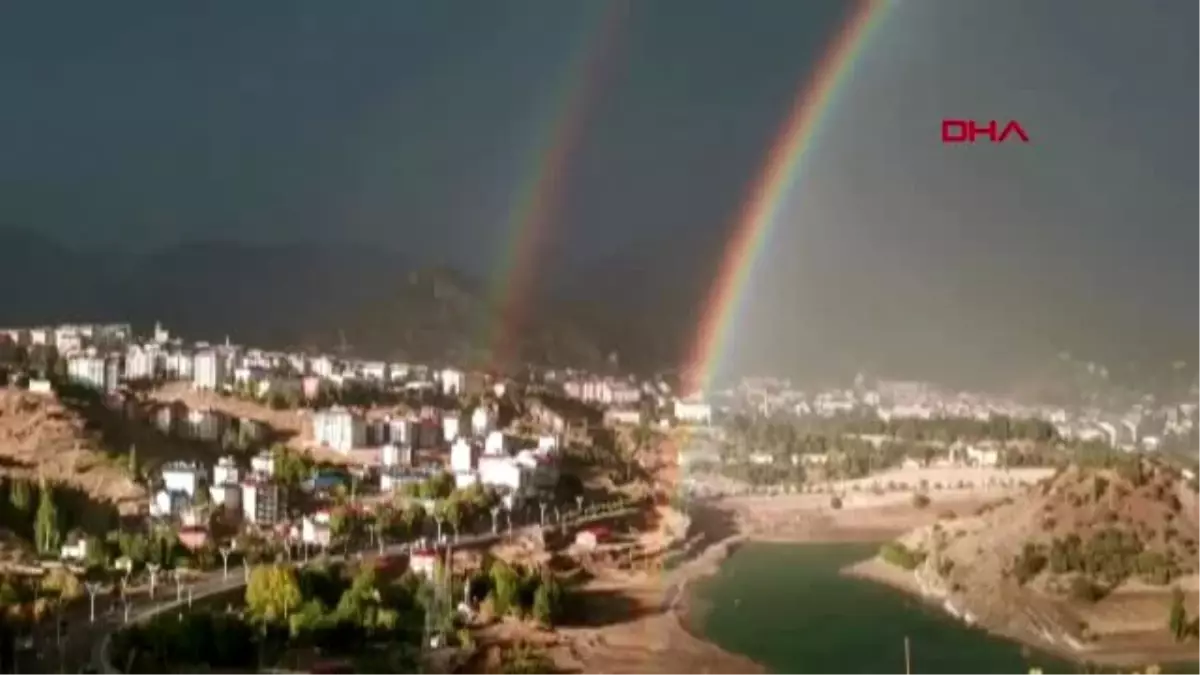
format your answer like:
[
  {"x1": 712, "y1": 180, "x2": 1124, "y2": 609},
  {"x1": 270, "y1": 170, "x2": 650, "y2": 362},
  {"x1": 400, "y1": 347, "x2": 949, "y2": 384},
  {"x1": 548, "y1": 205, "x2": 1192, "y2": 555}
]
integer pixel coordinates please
[{"x1": 719, "y1": 375, "x2": 1199, "y2": 453}]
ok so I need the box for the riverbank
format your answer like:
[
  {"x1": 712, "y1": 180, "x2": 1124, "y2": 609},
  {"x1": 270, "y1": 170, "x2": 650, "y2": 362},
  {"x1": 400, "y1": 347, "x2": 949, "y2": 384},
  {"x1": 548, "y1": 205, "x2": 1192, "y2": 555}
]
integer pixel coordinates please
[{"x1": 843, "y1": 547, "x2": 1200, "y2": 669}]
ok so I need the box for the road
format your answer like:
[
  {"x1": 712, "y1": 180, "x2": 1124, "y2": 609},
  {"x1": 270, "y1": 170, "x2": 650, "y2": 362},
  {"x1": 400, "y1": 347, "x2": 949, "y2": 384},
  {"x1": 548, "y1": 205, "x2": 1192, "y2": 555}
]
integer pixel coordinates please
[{"x1": 26, "y1": 506, "x2": 641, "y2": 674}]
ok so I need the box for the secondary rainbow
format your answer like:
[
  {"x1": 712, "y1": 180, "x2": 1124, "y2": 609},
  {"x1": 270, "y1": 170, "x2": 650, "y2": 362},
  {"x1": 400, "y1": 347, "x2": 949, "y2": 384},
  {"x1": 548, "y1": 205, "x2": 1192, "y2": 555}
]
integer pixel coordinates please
[
  {"x1": 681, "y1": 0, "x2": 892, "y2": 395},
  {"x1": 489, "y1": 2, "x2": 626, "y2": 368}
]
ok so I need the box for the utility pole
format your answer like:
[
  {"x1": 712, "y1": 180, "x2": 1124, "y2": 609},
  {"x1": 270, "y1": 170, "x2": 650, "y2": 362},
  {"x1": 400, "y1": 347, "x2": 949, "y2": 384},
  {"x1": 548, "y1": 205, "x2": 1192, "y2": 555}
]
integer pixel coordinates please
[
  {"x1": 575, "y1": 495, "x2": 584, "y2": 517},
  {"x1": 904, "y1": 635, "x2": 912, "y2": 675},
  {"x1": 490, "y1": 506, "x2": 500, "y2": 535}
]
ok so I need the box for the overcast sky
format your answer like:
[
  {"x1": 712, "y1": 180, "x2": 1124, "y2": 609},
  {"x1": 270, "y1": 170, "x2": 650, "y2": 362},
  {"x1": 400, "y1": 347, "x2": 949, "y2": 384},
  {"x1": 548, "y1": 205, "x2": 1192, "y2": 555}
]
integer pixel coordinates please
[{"x1": 0, "y1": 0, "x2": 1194, "y2": 382}]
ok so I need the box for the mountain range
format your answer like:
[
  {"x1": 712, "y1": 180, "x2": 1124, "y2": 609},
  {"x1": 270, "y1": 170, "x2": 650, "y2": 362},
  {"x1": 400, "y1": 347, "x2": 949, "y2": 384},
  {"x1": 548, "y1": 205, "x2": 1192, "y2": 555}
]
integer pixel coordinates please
[{"x1": 0, "y1": 228, "x2": 714, "y2": 373}]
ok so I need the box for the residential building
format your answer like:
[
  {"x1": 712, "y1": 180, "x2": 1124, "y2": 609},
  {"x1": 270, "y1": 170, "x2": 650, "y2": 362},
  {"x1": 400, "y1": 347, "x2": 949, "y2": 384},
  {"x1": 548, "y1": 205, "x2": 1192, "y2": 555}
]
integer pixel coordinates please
[
  {"x1": 673, "y1": 398, "x2": 713, "y2": 426},
  {"x1": 484, "y1": 430, "x2": 518, "y2": 457},
  {"x1": 301, "y1": 512, "x2": 332, "y2": 548},
  {"x1": 124, "y1": 345, "x2": 160, "y2": 381},
  {"x1": 443, "y1": 414, "x2": 461, "y2": 442},
  {"x1": 312, "y1": 406, "x2": 366, "y2": 453},
  {"x1": 214, "y1": 456, "x2": 240, "y2": 486},
  {"x1": 66, "y1": 354, "x2": 105, "y2": 389},
  {"x1": 242, "y1": 481, "x2": 286, "y2": 526},
  {"x1": 439, "y1": 368, "x2": 465, "y2": 396},
  {"x1": 471, "y1": 406, "x2": 496, "y2": 437},
  {"x1": 161, "y1": 462, "x2": 205, "y2": 498},
  {"x1": 381, "y1": 443, "x2": 413, "y2": 468},
  {"x1": 450, "y1": 438, "x2": 477, "y2": 474},
  {"x1": 193, "y1": 349, "x2": 227, "y2": 391},
  {"x1": 164, "y1": 351, "x2": 194, "y2": 380},
  {"x1": 251, "y1": 451, "x2": 274, "y2": 477},
  {"x1": 186, "y1": 408, "x2": 221, "y2": 441}
]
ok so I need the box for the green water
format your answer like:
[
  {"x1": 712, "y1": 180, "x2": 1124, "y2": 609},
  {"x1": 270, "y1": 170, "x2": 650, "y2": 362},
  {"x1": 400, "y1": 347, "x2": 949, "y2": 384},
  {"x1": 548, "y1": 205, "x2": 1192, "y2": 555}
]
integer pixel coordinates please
[{"x1": 690, "y1": 542, "x2": 1075, "y2": 674}]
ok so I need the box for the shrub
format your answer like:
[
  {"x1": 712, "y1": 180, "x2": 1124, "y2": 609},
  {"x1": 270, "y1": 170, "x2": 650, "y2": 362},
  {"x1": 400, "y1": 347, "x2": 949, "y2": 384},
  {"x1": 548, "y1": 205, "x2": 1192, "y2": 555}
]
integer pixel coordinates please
[
  {"x1": 1013, "y1": 543, "x2": 1047, "y2": 585},
  {"x1": 1069, "y1": 576, "x2": 1105, "y2": 603},
  {"x1": 829, "y1": 495, "x2": 843, "y2": 509},
  {"x1": 880, "y1": 542, "x2": 924, "y2": 570},
  {"x1": 912, "y1": 493, "x2": 931, "y2": 509}
]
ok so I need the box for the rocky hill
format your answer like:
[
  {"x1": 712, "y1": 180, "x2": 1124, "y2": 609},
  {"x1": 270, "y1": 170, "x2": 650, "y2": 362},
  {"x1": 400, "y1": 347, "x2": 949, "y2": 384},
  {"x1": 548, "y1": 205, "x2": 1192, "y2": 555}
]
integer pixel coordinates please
[{"x1": 879, "y1": 461, "x2": 1199, "y2": 665}]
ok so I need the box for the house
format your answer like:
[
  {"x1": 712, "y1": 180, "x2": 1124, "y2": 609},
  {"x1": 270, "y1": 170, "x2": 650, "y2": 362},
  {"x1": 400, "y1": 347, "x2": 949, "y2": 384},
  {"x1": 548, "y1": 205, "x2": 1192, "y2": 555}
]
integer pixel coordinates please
[
  {"x1": 60, "y1": 533, "x2": 89, "y2": 562},
  {"x1": 484, "y1": 431, "x2": 518, "y2": 457},
  {"x1": 301, "y1": 512, "x2": 332, "y2": 548},
  {"x1": 161, "y1": 462, "x2": 205, "y2": 498},
  {"x1": 150, "y1": 489, "x2": 191, "y2": 518},
  {"x1": 251, "y1": 451, "x2": 274, "y2": 477},
  {"x1": 209, "y1": 483, "x2": 241, "y2": 511},
  {"x1": 214, "y1": 456, "x2": 240, "y2": 486},
  {"x1": 478, "y1": 455, "x2": 529, "y2": 495}
]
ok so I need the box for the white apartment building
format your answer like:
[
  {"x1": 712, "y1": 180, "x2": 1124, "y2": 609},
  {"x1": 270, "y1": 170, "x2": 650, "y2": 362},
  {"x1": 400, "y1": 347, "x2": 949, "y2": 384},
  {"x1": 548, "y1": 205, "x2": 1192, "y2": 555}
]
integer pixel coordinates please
[
  {"x1": 381, "y1": 443, "x2": 414, "y2": 468},
  {"x1": 311, "y1": 356, "x2": 335, "y2": 378},
  {"x1": 164, "y1": 351, "x2": 194, "y2": 380},
  {"x1": 471, "y1": 406, "x2": 496, "y2": 437},
  {"x1": 673, "y1": 398, "x2": 713, "y2": 426},
  {"x1": 124, "y1": 344, "x2": 160, "y2": 380},
  {"x1": 443, "y1": 414, "x2": 461, "y2": 442},
  {"x1": 450, "y1": 438, "x2": 477, "y2": 474},
  {"x1": 193, "y1": 349, "x2": 227, "y2": 391},
  {"x1": 214, "y1": 456, "x2": 240, "y2": 486},
  {"x1": 440, "y1": 368, "x2": 465, "y2": 396},
  {"x1": 186, "y1": 408, "x2": 220, "y2": 441},
  {"x1": 242, "y1": 481, "x2": 285, "y2": 526},
  {"x1": 66, "y1": 355, "x2": 106, "y2": 389},
  {"x1": 312, "y1": 406, "x2": 366, "y2": 453}
]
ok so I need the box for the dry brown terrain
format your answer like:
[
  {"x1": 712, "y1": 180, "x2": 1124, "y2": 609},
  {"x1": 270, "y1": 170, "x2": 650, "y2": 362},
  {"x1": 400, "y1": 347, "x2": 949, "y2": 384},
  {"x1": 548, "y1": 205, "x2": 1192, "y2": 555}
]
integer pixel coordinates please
[
  {"x1": 0, "y1": 388, "x2": 143, "y2": 509},
  {"x1": 851, "y1": 463, "x2": 1200, "y2": 667}
]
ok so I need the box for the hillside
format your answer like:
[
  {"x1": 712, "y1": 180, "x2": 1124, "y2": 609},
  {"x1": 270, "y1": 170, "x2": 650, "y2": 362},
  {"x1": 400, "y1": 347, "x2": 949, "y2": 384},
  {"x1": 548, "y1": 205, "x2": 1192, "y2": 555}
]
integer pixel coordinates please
[
  {"x1": 0, "y1": 388, "x2": 143, "y2": 509},
  {"x1": 0, "y1": 231, "x2": 607, "y2": 369},
  {"x1": 872, "y1": 462, "x2": 1199, "y2": 665}
]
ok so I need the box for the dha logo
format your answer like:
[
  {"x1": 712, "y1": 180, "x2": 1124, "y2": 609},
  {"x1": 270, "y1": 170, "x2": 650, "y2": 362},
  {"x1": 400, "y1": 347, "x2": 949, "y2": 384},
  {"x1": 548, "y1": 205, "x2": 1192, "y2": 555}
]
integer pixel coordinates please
[{"x1": 942, "y1": 119, "x2": 1030, "y2": 144}]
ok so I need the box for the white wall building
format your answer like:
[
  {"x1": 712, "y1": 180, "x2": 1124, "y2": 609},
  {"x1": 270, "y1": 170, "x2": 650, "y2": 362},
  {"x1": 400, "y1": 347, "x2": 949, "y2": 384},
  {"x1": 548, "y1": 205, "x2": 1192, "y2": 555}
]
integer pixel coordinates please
[
  {"x1": 312, "y1": 406, "x2": 366, "y2": 453},
  {"x1": 673, "y1": 398, "x2": 713, "y2": 426},
  {"x1": 440, "y1": 368, "x2": 465, "y2": 396},
  {"x1": 214, "y1": 456, "x2": 240, "y2": 486},
  {"x1": 450, "y1": 438, "x2": 477, "y2": 474},
  {"x1": 471, "y1": 406, "x2": 496, "y2": 437},
  {"x1": 66, "y1": 355, "x2": 106, "y2": 390},
  {"x1": 443, "y1": 414, "x2": 461, "y2": 442},
  {"x1": 193, "y1": 349, "x2": 227, "y2": 391},
  {"x1": 124, "y1": 345, "x2": 160, "y2": 380},
  {"x1": 161, "y1": 462, "x2": 205, "y2": 498}
]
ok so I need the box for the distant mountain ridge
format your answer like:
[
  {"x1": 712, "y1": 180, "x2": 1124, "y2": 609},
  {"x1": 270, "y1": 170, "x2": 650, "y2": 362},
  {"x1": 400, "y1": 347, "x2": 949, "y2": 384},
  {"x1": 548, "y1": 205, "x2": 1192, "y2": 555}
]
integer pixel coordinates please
[{"x1": 0, "y1": 229, "x2": 605, "y2": 369}]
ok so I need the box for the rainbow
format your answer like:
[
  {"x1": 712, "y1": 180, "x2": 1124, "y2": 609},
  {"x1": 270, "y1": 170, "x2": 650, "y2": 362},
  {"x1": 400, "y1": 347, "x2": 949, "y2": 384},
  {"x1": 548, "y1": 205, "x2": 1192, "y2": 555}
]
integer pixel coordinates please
[
  {"x1": 681, "y1": 0, "x2": 892, "y2": 396},
  {"x1": 489, "y1": 1, "x2": 626, "y2": 369}
]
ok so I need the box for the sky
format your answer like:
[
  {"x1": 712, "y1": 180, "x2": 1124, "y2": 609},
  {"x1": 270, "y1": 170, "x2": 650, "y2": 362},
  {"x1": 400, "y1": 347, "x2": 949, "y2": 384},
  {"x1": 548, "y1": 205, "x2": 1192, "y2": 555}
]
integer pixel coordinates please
[{"x1": 0, "y1": 0, "x2": 1194, "y2": 383}]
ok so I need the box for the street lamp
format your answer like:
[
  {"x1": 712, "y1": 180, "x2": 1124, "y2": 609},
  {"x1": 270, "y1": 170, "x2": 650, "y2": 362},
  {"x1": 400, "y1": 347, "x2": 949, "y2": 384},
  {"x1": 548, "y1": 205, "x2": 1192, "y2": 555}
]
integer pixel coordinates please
[{"x1": 84, "y1": 582, "x2": 103, "y2": 624}]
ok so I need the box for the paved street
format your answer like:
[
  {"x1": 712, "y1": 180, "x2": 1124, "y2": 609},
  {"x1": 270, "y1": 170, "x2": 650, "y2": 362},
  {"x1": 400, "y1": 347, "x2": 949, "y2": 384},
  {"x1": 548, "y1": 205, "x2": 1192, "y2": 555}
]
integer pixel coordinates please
[{"x1": 17, "y1": 506, "x2": 637, "y2": 673}]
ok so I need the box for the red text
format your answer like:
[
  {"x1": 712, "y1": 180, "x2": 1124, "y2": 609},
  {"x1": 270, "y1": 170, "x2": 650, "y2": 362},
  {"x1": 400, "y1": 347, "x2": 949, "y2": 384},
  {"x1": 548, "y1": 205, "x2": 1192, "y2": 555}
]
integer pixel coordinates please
[{"x1": 941, "y1": 119, "x2": 1029, "y2": 144}]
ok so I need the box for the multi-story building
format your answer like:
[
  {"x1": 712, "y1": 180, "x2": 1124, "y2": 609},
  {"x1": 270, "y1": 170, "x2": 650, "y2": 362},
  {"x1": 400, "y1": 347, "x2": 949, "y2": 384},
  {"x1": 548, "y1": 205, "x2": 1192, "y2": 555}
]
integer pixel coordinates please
[
  {"x1": 440, "y1": 368, "x2": 465, "y2": 396},
  {"x1": 66, "y1": 354, "x2": 106, "y2": 390},
  {"x1": 241, "y1": 480, "x2": 286, "y2": 526},
  {"x1": 124, "y1": 344, "x2": 160, "y2": 380},
  {"x1": 193, "y1": 349, "x2": 226, "y2": 391},
  {"x1": 312, "y1": 406, "x2": 366, "y2": 453},
  {"x1": 164, "y1": 351, "x2": 194, "y2": 380},
  {"x1": 161, "y1": 461, "x2": 206, "y2": 498}
]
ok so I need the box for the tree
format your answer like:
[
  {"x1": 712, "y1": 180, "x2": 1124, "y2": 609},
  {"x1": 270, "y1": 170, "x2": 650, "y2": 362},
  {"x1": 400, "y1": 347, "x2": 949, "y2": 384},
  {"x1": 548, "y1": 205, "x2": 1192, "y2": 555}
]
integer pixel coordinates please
[
  {"x1": 490, "y1": 561, "x2": 519, "y2": 618},
  {"x1": 8, "y1": 478, "x2": 30, "y2": 514},
  {"x1": 1168, "y1": 586, "x2": 1188, "y2": 642},
  {"x1": 532, "y1": 583, "x2": 553, "y2": 627},
  {"x1": 35, "y1": 482, "x2": 61, "y2": 555},
  {"x1": 245, "y1": 564, "x2": 303, "y2": 623}
]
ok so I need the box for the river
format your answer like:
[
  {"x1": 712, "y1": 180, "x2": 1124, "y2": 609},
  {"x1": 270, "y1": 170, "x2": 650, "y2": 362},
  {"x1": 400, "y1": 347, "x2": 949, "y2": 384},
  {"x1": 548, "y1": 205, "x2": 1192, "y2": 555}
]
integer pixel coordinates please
[{"x1": 687, "y1": 541, "x2": 1076, "y2": 674}]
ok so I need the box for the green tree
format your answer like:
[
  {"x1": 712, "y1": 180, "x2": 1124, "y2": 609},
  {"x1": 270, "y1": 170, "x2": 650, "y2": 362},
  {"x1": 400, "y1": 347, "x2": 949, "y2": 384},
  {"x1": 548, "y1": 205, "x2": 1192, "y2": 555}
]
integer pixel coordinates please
[
  {"x1": 35, "y1": 483, "x2": 61, "y2": 555},
  {"x1": 9, "y1": 479, "x2": 30, "y2": 513},
  {"x1": 490, "y1": 561, "x2": 519, "y2": 617},
  {"x1": 245, "y1": 564, "x2": 303, "y2": 623},
  {"x1": 532, "y1": 582, "x2": 555, "y2": 627},
  {"x1": 1168, "y1": 586, "x2": 1188, "y2": 642}
]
